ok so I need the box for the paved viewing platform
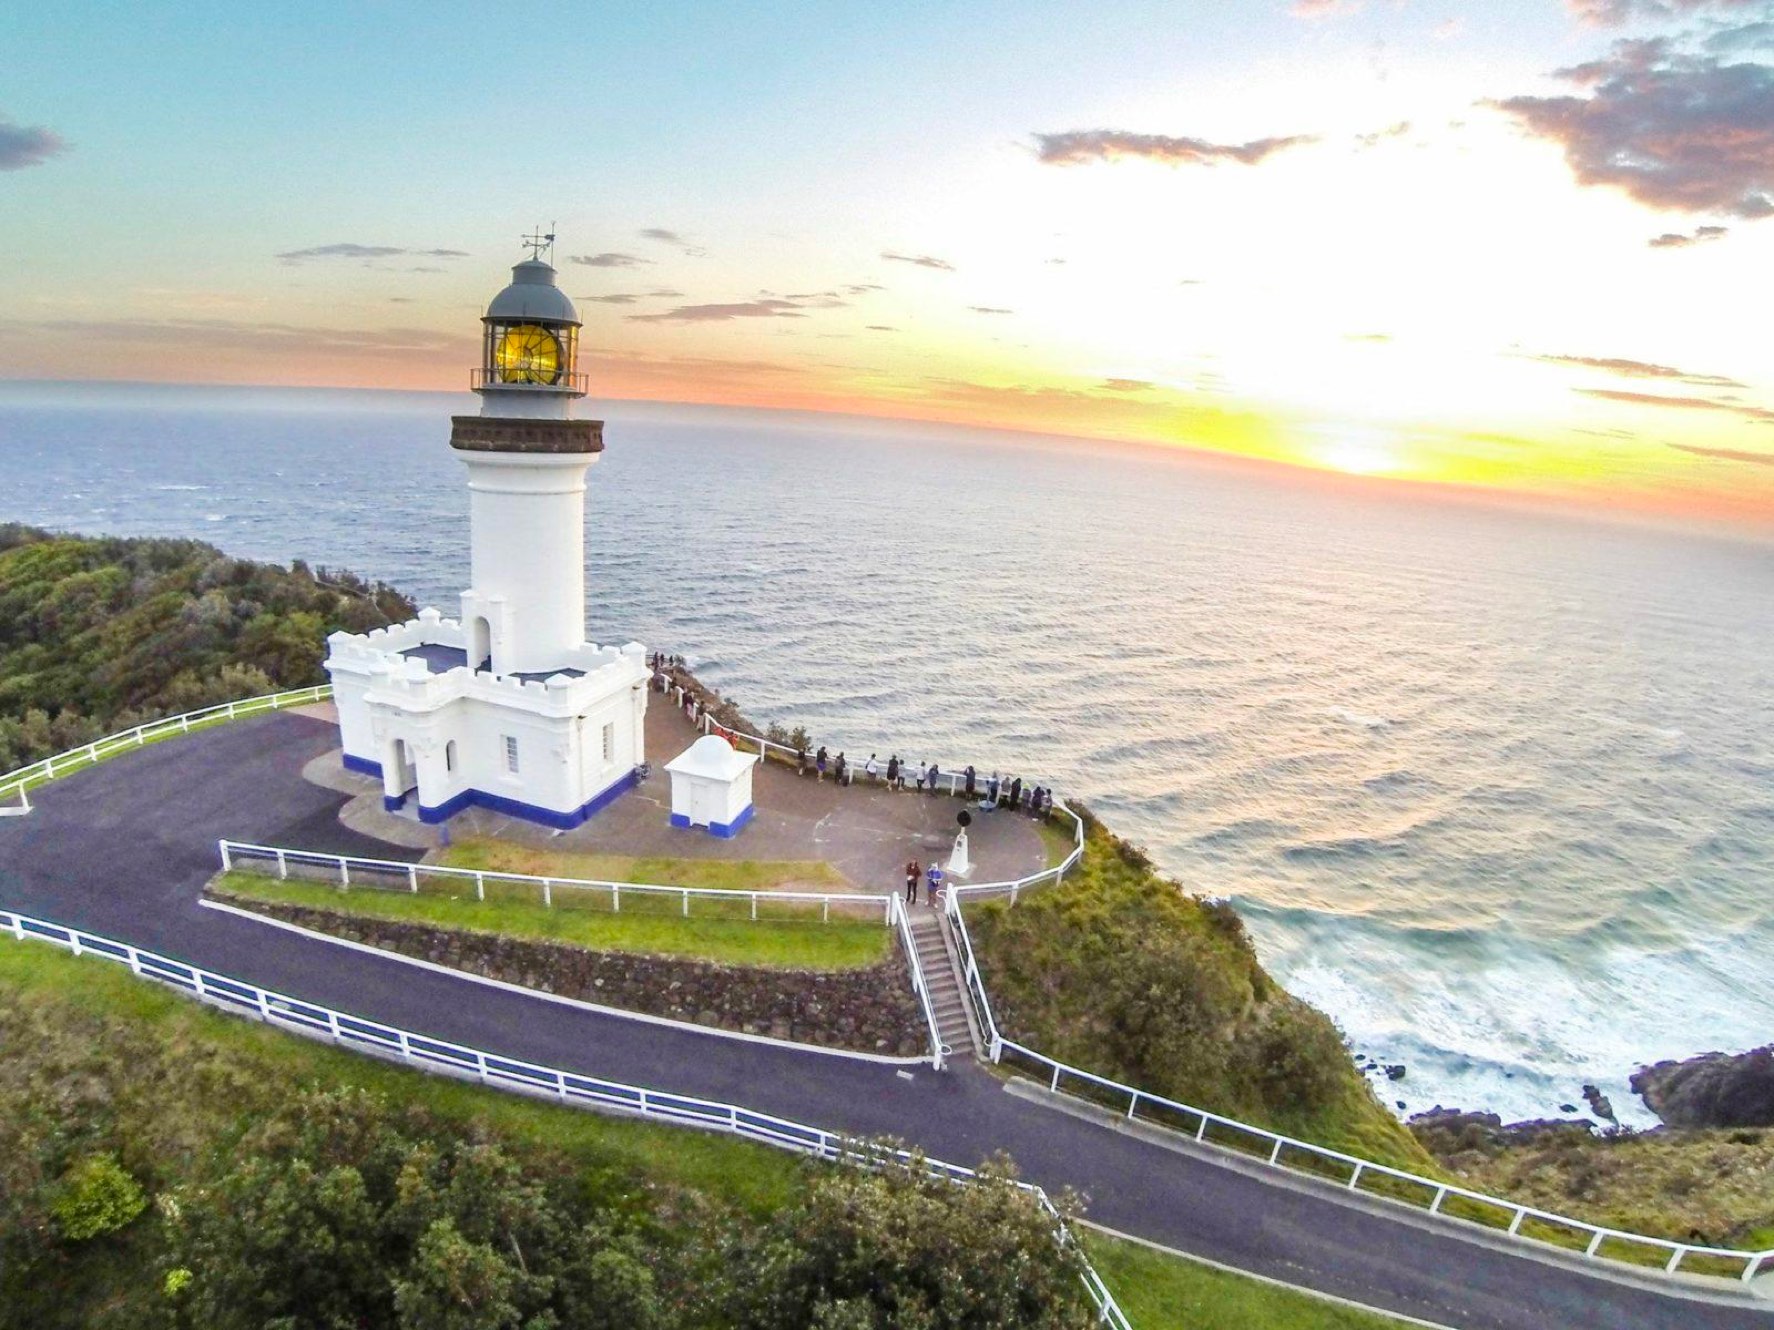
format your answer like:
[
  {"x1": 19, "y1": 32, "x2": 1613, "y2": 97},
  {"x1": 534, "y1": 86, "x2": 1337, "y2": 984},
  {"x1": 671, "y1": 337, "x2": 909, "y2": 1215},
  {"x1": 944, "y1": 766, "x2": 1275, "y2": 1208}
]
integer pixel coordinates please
[{"x1": 318, "y1": 697, "x2": 1051, "y2": 891}]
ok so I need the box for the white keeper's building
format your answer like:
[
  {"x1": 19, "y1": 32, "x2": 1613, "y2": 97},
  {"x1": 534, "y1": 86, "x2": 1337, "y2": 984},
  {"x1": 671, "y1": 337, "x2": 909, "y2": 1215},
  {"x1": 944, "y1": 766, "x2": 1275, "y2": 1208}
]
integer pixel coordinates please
[{"x1": 324, "y1": 247, "x2": 649, "y2": 829}]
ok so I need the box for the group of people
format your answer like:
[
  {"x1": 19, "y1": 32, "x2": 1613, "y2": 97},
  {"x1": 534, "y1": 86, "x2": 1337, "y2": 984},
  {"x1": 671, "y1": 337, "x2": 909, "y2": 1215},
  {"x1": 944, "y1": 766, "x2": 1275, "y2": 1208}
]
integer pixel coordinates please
[
  {"x1": 903, "y1": 857, "x2": 944, "y2": 905},
  {"x1": 796, "y1": 745, "x2": 850, "y2": 785}
]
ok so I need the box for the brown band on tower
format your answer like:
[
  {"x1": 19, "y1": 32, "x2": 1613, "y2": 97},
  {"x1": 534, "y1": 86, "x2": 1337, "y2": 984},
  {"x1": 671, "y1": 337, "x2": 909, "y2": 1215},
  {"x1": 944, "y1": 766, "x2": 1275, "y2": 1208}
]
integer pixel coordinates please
[{"x1": 449, "y1": 417, "x2": 604, "y2": 454}]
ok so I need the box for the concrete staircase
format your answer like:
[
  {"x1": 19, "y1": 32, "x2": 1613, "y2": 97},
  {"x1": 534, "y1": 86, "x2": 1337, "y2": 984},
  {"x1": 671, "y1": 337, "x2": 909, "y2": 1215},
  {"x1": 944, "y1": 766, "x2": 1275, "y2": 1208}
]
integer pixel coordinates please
[{"x1": 908, "y1": 909, "x2": 973, "y2": 1062}]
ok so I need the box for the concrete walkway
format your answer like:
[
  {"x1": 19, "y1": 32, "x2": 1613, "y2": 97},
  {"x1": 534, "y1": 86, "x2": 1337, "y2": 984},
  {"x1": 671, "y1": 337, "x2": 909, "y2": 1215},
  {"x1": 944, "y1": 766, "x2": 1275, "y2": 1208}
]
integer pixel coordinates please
[
  {"x1": 0, "y1": 712, "x2": 1767, "y2": 1330},
  {"x1": 327, "y1": 698, "x2": 1048, "y2": 894}
]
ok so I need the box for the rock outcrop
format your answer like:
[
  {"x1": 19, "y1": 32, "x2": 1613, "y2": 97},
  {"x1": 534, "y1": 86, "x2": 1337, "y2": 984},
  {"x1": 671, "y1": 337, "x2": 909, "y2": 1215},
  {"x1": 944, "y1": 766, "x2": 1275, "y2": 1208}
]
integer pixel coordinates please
[{"x1": 1631, "y1": 1046, "x2": 1774, "y2": 1128}]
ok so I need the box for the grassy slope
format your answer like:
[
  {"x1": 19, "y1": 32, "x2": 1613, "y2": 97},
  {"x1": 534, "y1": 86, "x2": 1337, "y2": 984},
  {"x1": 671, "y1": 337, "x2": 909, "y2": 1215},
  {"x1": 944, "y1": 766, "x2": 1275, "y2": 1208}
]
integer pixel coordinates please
[
  {"x1": 2, "y1": 936, "x2": 1412, "y2": 1329},
  {"x1": 438, "y1": 836, "x2": 852, "y2": 891},
  {"x1": 1085, "y1": 1234, "x2": 1416, "y2": 1330},
  {"x1": 1418, "y1": 1122, "x2": 1774, "y2": 1251},
  {"x1": 968, "y1": 815, "x2": 1433, "y2": 1173},
  {"x1": 212, "y1": 870, "x2": 892, "y2": 969}
]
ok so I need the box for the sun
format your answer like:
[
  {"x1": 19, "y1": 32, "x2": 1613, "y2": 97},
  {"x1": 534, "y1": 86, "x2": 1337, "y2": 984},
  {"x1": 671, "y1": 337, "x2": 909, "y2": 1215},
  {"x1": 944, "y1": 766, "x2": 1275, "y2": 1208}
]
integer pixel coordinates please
[{"x1": 1311, "y1": 424, "x2": 1400, "y2": 476}]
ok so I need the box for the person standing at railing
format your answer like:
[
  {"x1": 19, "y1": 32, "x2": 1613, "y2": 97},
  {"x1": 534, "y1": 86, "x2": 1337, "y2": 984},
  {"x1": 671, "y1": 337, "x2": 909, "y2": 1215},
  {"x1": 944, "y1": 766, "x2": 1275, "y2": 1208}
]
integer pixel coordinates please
[
  {"x1": 986, "y1": 771, "x2": 1000, "y2": 808},
  {"x1": 905, "y1": 858, "x2": 920, "y2": 903},
  {"x1": 1009, "y1": 775, "x2": 1023, "y2": 811},
  {"x1": 964, "y1": 765, "x2": 977, "y2": 800},
  {"x1": 866, "y1": 753, "x2": 879, "y2": 784},
  {"x1": 928, "y1": 761, "x2": 941, "y2": 795},
  {"x1": 815, "y1": 746, "x2": 828, "y2": 781},
  {"x1": 887, "y1": 754, "x2": 901, "y2": 790},
  {"x1": 834, "y1": 752, "x2": 847, "y2": 786},
  {"x1": 915, "y1": 759, "x2": 927, "y2": 792},
  {"x1": 926, "y1": 861, "x2": 944, "y2": 905},
  {"x1": 797, "y1": 746, "x2": 809, "y2": 777}
]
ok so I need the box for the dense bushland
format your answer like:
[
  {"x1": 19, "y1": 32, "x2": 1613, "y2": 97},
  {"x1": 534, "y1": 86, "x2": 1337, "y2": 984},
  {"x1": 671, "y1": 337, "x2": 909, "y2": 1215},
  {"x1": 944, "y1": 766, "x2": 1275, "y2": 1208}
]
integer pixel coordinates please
[
  {"x1": 967, "y1": 805, "x2": 1433, "y2": 1171},
  {"x1": 0, "y1": 943, "x2": 1099, "y2": 1330},
  {"x1": 0, "y1": 524, "x2": 414, "y2": 770}
]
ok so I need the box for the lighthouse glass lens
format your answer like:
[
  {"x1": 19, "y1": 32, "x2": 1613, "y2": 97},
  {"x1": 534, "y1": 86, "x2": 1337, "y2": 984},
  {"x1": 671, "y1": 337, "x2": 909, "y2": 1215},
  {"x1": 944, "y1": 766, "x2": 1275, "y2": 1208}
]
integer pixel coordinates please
[{"x1": 494, "y1": 325, "x2": 561, "y2": 384}]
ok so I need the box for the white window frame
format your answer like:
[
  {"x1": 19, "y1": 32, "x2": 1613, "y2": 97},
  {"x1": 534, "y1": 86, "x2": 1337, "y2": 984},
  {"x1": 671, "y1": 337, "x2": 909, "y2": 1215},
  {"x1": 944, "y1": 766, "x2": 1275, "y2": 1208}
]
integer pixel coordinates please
[
  {"x1": 602, "y1": 721, "x2": 614, "y2": 764},
  {"x1": 503, "y1": 734, "x2": 519, "y2": 774}
]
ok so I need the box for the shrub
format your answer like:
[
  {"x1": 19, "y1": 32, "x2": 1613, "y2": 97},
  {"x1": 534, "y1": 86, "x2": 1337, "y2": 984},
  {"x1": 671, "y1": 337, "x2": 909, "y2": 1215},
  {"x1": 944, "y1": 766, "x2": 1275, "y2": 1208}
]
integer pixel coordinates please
[{"x1": 51, "y1": 1153, "x2": 147, "y2": 1241}]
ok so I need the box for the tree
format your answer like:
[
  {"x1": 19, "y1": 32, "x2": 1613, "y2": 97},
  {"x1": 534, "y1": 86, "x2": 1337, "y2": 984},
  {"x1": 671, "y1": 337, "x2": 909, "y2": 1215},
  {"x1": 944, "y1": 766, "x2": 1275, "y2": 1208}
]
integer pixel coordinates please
[{"x1": 724, "y1": 1149, "x2": 1095, "y2": 1330}]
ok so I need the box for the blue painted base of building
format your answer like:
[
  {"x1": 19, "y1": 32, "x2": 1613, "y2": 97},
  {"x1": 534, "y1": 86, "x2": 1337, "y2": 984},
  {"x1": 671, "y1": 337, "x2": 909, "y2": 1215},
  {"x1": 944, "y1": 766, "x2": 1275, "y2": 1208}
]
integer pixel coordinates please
[
  {"x1": 669, "y1": 802, "x2": 754, "y2": 839},
  {"x1": 343, "y1": 752, "x2": 638, "y2": 832},
  {"x1": 417, "y1": 767, "x2": 640, "y2": 831}
]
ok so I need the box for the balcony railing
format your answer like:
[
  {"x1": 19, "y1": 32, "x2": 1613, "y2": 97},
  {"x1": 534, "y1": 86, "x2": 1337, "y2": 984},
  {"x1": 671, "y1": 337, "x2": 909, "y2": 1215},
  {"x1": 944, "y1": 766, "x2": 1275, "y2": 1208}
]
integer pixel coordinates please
[{"x1": 470, "y1": 368, "x2": 589, "y2": 393}]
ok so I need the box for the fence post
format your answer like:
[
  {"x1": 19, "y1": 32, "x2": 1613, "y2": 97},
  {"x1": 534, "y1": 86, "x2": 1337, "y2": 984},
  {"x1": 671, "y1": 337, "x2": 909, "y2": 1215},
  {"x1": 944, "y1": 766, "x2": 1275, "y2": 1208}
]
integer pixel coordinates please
[
  {"x1": 542, "y1": 877, "x2": 552, "y2": 908},
  {"x1": 340, "y1": 859, "x2": 351, "y2": 887},
  {"x1": 219, "y1": 840, "x2": 233, "y2": 871},
  {"x1": 1127, "y1": 1090, "x2": 1140, "y2": 1120},
  {"x1": 681, "y1": 889, "x2": 689, "y2": 917},
  {"x1": 612, "y1": 884, "x2": 620, "y2": 913},
  {"x1": 407, "y1": 864, "x2": 418, "y2": 893},
  {"x1": 1050, "y1": 1064, "x2": 1062, "y2": 1093},
  {"x1": 750, "y1": 893, "x2": 757, "y2": 921},
  {"x1": 475, "y1": 872, "x2": 485, "y2": 902},
  {"x1": 1347, "y1": 1162, "x2": 1364, "y2": 1190},
  {"x1": 278, "y1": 850, "x2": 289, "y2": 879}
]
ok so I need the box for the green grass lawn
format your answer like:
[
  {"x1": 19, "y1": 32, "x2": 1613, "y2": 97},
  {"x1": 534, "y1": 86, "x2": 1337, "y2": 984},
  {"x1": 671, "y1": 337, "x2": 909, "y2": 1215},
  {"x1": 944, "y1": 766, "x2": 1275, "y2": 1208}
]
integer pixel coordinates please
[
  {"x1": 212, "y1": 869, "x2": 894, "y2": 970},
  {"x1": 1085, "y1": 1232, "x2": 1418, "y2": 1329},
  {"x1": 1, "y1": 937, "x2": 1435, "y2": 1328},
  {"x1": 436, "y1": 836, "x2": 852, "y2": 891}
]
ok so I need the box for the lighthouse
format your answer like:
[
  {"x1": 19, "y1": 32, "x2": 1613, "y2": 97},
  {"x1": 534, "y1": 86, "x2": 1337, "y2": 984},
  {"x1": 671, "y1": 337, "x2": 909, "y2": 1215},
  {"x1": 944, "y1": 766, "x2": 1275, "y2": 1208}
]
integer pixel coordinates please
[{"x1": 324, "y1": 236, "x2": 650, "y2": 829}]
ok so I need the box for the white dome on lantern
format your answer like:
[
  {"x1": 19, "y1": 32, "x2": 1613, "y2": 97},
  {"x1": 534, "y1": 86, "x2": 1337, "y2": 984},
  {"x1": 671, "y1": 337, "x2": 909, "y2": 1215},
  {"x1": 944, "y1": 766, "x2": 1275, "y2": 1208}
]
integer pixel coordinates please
[{"x1": 485, "y1": 259, "x2": 579, "y2": 324}]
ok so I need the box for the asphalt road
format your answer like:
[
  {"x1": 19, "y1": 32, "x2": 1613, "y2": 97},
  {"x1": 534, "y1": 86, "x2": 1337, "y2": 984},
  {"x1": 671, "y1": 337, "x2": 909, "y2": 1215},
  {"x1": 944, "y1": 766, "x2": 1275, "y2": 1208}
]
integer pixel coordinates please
[{"x1": 0, "y1": 712, "x2": 1766, "y2": 1330}]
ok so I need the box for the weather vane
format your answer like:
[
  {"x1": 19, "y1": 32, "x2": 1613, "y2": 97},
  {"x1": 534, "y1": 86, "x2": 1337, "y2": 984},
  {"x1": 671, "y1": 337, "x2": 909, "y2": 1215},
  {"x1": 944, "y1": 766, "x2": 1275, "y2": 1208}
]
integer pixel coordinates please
[{"x1": 521, "y1": 223, "x2": 556, "y2": 263}]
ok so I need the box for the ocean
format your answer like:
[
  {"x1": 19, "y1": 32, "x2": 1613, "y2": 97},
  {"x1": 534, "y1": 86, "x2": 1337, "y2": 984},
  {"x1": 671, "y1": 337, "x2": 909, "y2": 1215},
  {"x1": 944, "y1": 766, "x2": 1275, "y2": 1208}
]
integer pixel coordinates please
[{"x1": 4, "y1": 380, "x2": 1771, "y2": 1128}]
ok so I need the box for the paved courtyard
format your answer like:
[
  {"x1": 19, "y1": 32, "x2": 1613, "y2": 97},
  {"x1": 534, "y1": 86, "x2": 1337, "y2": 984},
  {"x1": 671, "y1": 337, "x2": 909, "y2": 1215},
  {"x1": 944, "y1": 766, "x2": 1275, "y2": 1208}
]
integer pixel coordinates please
[{"x1": 314, "y1": 698, "x2": 1053, "y2": 894}]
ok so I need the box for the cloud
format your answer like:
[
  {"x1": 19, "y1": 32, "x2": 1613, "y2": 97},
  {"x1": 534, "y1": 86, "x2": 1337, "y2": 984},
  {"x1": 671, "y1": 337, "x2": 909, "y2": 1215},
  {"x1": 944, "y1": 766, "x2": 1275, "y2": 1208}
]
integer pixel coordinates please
[
  {"x1": 276, "y1": 243, "x2": 467, "y2": 265},
  {"x1": 1648, "y1": 223, "x2": 1730, "y2": 245},
  {"x1": 639, "y1": 227, "x2": 685, "y2": 244},
  {"x1": 1570, "y1": 0, "x2": 1764, "y2": 25},
  {"x1": 1345, "y1": 332, "x2": 1392, "y2": 342},
  {"x1": 628, "y1": 299, "x2": 808, "y2": 323},
  {"x1": 1355, "y1": 121, "x2": 1413, "y2": 148},
  {"x1": 4, "y1": 315, "x2": 475, "y2": 359},
  {"x1": 1533, "y1": 352, "x2": 1743, "y2": 385},
  {"x1": 1577, "y1": 385, "x2": 1774, "y2": 421},
  {"x1": 1033, "y1": 128, "x2": 1318, "y2": 167},
  {"x1": 881, "y1": 251, "x2": 955, "y2": 271},
  {"x1": 1293, "y1": 0, "x2": 1360, "y2": 15},
  {"x1": 1669, "y1": 441, "x2": 1774, "y2": 464},
  {"x1": 1046, "y1": 257, "x2": 1068, "y2": 265},
  {"x1": 1099, "y1": 378, "x2": 1154, "y2": 392},
  {"x1": 0, "y1": 119, "x2": 68, "y2": 171},
  {"x1": 582, "y1": 293, "x2": 640, "y2": 304},
  {"x1": 844, "y1": 282, "x2": 887, "y2": 293},
  {"x1": 1490, "y1": 37, "x2": 1774, "y2": 219},
  {"x1": 568, "y1": 252, "x2": 651, "y2": 268},
  {"x1": 865, "y1": 324, "x2": 899, "y2": 332},
  {"x1": 969, "y1": 305, "x2": 1014, "y2": 314},
  {"x1": 1706, "y1": 20, "x2": 1774, "y2": 53},
  {"x1": 649, "y1": 288, "x2": 686, "y2": 298}
]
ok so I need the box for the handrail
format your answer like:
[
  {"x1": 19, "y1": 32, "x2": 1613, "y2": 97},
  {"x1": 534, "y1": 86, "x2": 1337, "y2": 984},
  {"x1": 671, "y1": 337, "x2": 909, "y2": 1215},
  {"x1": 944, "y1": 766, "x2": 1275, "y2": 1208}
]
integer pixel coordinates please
[
  {"x1": 0, "y1": 907, "x2": 1128, "y2": 1327},
  {"x1": 218, "y1": 840, "x2": 893, "y2": 924},
  {"x1": 0, "y1": 684, "x2": 334, "y2": 811},
  {"x1": 890, "y1": 893, "x2": 948, "y2": 1070},
  {"x1": 941, "y1": 889, "x2": 1774, "y2": 1286}
]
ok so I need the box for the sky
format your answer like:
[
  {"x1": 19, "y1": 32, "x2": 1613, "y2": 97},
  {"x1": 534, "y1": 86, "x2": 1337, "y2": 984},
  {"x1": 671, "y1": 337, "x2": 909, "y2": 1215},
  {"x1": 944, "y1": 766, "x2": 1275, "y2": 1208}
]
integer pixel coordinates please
[{"x1": 4, "y1": 0, "x2": 1773, "y2": 530}]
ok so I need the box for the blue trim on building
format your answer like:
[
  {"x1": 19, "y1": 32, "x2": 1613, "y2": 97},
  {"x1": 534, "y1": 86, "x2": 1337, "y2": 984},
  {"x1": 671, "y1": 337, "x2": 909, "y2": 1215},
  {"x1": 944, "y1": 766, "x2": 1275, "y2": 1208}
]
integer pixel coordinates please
[
  {"x1": 343, "y1": 753, "x2": 383, "y2": 778},
  {"x1": 670, "y1": 802, "x2": 755, "y2": 838},
  {"x1": 382, "y1": 793, "x2": 407, "y2": 812},
  {"x1": 709, "y1": 803, "x2": 755, "y2": 839},
  {"x1": 417, "y1": 767, "x2": 640, "y2": 830}
]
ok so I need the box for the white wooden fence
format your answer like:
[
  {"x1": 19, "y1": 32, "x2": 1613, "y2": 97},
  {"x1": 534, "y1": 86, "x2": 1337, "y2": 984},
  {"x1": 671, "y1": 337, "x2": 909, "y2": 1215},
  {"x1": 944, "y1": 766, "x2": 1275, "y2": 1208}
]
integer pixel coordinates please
[{"x1": 0, "y1": 907, "x2": 1127, "y2": 1326}]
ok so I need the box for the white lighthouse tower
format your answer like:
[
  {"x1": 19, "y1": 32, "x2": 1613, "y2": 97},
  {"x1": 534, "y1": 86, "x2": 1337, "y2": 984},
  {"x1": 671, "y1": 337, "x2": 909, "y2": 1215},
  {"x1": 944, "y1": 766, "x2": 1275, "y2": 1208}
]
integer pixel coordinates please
[{"x1": 324, "y1": 235, "x2": 649, "y2": 828}]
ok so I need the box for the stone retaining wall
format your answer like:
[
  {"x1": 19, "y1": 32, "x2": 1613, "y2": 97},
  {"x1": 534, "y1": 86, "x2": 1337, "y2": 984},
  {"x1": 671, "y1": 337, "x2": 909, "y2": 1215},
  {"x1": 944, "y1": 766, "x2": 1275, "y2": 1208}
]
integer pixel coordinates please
[{"x1": 210, "y1": 889, "x2": 928, "y2": 1057}]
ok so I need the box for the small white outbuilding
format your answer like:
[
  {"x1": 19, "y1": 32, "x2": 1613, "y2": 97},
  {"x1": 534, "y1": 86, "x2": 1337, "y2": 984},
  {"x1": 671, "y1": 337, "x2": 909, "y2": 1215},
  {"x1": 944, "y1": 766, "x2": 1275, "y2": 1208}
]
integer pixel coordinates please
[{"x1": 664, "y1": 735, "x2": 758, "y2": 837}]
